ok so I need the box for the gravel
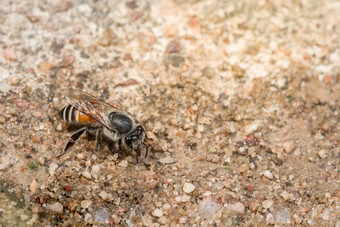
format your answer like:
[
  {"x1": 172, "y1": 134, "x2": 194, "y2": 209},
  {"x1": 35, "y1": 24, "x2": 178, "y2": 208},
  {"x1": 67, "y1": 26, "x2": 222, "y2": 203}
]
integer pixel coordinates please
[{"x1": 0, "y1": 0, "x2": 339, "y2": 226}]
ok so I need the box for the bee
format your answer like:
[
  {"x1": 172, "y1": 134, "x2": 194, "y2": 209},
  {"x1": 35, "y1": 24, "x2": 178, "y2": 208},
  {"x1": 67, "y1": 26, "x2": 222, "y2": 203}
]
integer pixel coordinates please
[{"x1": 58, "y1": 90, "x2": 149, "y2": 161}]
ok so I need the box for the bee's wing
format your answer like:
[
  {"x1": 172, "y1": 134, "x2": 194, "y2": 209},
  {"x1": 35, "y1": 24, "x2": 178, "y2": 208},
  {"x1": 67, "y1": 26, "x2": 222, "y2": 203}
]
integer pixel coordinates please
[{"x1": 65, "y1": 90, "x2": 119, "y2": 131}]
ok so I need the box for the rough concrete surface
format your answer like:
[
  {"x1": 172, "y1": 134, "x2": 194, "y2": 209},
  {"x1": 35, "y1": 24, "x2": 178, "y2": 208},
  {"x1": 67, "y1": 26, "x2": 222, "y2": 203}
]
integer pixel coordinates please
[{"x1": 0, "y1": 0, "x2": 339, "y2": 226}]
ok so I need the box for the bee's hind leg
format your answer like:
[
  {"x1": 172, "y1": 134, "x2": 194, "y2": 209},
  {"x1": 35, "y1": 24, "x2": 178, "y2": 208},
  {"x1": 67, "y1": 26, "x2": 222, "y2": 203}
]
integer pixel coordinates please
[{"x1": 58, "y1": 127, "x2": 88, "y2": 158}]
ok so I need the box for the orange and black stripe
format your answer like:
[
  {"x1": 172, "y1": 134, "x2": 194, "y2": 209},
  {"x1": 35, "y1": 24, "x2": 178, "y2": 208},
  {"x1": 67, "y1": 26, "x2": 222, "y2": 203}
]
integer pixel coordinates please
[{"x1": 59, "y1": 105, "x2": 97, "y2": 124}]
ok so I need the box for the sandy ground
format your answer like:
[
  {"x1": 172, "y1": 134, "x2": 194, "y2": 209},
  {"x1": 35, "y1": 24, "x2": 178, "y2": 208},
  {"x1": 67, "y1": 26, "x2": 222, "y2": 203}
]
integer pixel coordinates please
[{"x1": 0, "y1": 0, "x2": 339, "y2": 226}]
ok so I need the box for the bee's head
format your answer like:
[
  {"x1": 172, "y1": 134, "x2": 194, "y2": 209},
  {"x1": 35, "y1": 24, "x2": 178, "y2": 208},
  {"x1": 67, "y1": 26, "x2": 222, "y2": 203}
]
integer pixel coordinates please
[{"x1": 125, "y1": 126, "x2": 145, "y2": 150}]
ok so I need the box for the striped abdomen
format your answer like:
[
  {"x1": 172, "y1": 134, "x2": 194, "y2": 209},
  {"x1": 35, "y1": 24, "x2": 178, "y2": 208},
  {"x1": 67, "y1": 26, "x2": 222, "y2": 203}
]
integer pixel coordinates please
[{"x1": 59, "y1": 105, "x2": 97, "y2": 125}]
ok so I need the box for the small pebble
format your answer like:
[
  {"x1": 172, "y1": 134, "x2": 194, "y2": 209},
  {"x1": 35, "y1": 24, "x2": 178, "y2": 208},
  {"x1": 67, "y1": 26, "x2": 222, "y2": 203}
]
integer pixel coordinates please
[
  {"x1": 16, "y1": 99, "x2": 29, "y2": 112},
  {"x1": 321, "y1": 123, "x2": 329, "y2": 131},
  {"x1": 238, "y1": 163, "x2": 249, "y2": 173},
  {"x1": 111, "y1": 214, "x2": 121, "y2": 224},
  {"x1": 159, "y1": 156, "x2": 175, "y2": 164},
  {"x1": 152, "y1": 208, "x2": 163, "y2": 217},
  {"x1": 118, "y1": 160, "x2": 128, "y2": 168},
  {"x1": 165, "y1": 39, "x2": 181, "y2": 53},
  {"x1": 266, "y1": 213, "x2": 275, "y2": 224},
  {"x1": 314, "y1": 132, "x2": 324, "y2": 140},
  {"x1": 49, "y1": 163, "x2": 58, "y2": 176},
  {"x1": 0, "y1": 80, "x2": 11, "y2": 93},
  {"x1": 81, "y1": 200, "x2": 92, "y2": 209},
  {"x1": 64, "y1": 184, "x2": 72, "y2": 192},
  {"x1": 85, "y1": 160, "x2": 91, "y2": 167},
  {"x1": 263, "y1": 170, "x2": 273, "y2": 179},
  {"x1": 321, "y1": 208, "x2": 330, "y2": 221},
  {"x1": 59, "y1": 54, "x2": 75, "y2": 68},
  {"x1": 202, "y1": 67, "x2": 215, "y2": 79},
  {"x1": 85, "y1": 213, "x2": 93, "y2": 224},
  {"x1": 224, "y1": 202, "x2": 245, "y2": 214},
  {"x1": 82, "y1": 170, "x2": 92, "y2": 179},
  {"x1": 280, "y1": 191, "x2": 290, "y2": 200},
  {"x1": 275, "y1": 208, "x2": 291, "y2": 224},
  {"x1": 46, "y1": 202, "x2": 63, "y2": 214},
  {"x1": 99, "y1": 191, "x2": 109, "y2": 201},
  {"x1": 283, "y1": 141, "x2": 295, "y2": 153},
  {"x1": 30, "y1": 179, "x2": 38, "y2": 193},
  {"x1": 163, "y1": 203, "x2": 171, "y2": 210},
  {"x1": 164, "y1": 54, "x2": 185, "y2": 67},
  {"x1": 159, "y1": 216, "x2": 167, "y2": 224},
  {"x1": 183, "y1": 183, "x2": 195, "y2": 194},
  {"x1": 91, "y1": 165, "x2": 100, "y2": 179},
  {"x1": 93, "y1": 207, "x2": 109, "y2": 224},
  {"x1": 56, "y1": 124, "x2": 62, "y2": 131},
  {"x1": 38, "y1": 157, "x2": 45, "y2": 165},
  {"x1": 20, "y1": 214, "x2": 29, "y2": 221},
  {"x1": 178, "y1": 216, "x2": 187, "y2": 224},
  {"x1": 262, "y1": 200, "x2": 273, "y2": 209},
  {"x1": 142, "y1": 214, "x2": 152, "y2": 226},
  {"x1": 0, "y1": 157, "x2": 14, "y2": 170},
  {"x1": 77, "y1": 153, "x2": 85, "y2": 160},
  {"x1": 318, "y1": 150, "x2": 327, "y2": 159},
  {"x1": 97, "y1": 29, "x2": 117, "y2": 46},
  {"x1": 37, "y1": 61, "x2": 53, "y2": 73},
  {"x1": 199, "y1": 196, "x2": 221, "y2": 219},
  {"x1": 245, "y1": 184, "x2": 254, "y2": 192}
]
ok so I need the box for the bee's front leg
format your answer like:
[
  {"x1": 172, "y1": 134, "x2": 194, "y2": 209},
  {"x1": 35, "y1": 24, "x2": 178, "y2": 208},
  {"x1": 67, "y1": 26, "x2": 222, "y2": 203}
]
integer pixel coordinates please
[{"x1": 95, "y1": 129, "x2": 103, "y2": 152}]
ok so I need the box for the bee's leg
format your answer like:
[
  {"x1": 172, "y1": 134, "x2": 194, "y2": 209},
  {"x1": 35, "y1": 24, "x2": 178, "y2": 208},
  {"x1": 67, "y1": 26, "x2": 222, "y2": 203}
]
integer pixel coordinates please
[
  {"x1": 95, "y1": 129, "x2": 103, "y2": 152},
  {"x1": 142, "y1": 142, "x2": 149, "y2": 158},
  {"x1": 58, "y1": 127, "x2": 88, "y2": 157},
  {"x1": 135, "y1": 147, "x2": 141, "y2": 163}
]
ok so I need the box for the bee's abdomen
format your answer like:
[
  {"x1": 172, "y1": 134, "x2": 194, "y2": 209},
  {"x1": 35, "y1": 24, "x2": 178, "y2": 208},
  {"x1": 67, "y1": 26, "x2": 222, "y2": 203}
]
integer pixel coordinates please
[
  {"x1": 59, "y1": 105, "x2": 97, "y2": 125},
  {"x1": 59, "y1": 105, "x2": 77, "y2": 123}
]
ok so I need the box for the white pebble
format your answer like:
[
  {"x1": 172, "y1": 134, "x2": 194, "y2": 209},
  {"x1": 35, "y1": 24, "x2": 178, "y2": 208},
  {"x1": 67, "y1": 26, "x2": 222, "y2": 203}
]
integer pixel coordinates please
[
  {"x1": 266, "y1": 213, "x2": 275, "y2": 224},
  {"x1": 91, "y1": 165, "x2": 100, "y2": 179},
  {"x1": 183, "y1": 183, "x2": 195, "y2": 194},
  {"x1": 262, "y1": 200, "x2": 273, "y2": 209},
  {"x1": 152, "y1": 208, "x2": 163, "y2": 217},
  {"x1": 314, "y1": 132, "x2": 324, "y2": 140},
  {"x1": 81, "y1": 200, "x2": 92, "y2": 209},
  {"x1": 263, "y1": 170, "x2": 273, "y2": 179},
  {"x1": 85, "y1": 213, "x2": 93, "y2": 224},
  {"x1": 159, "y1": 156, "x2": 175, "y2": 164},
  {"x1": 118, "y1": 160, "x2": 128, "y2": 168},
  {"x1": 318, "y1": 150, "x2": 327, "y2": 159},
  {"x1": 46, "y1": 202, "x2": 63, "y2": 214},
  {"x1": 56, "y1": 123, "x2": 62, "y2": 131},
  {"x1": 283, "y1": 141, "x2": 295, "y2": 153},
  {"x1": 321, "y1": 208, "x2": 330, "y2": 221},
  {"x1": 49, "y1": 163, "x2": 58, "y2": 176},
  {"x1": 280, "y1": 191, "x2": 290, "y2": 200},
  {"x1": 77, "y1": 153, "x2": 85, "y2": 160},
  {"x1": 163, "y1": 203, "x2": 171, "y2": 210},
  {"x1": 82, "y1": 170, "x2": 92, "y2": 179},
  {"x1": 0, "y1": 80, "x2": 11, "y2": 93},
  {"x1": 99, "y1": 191, "x2": 109, "y2": 201},
  {"x1": 224, "y1": 202, "x2": 245, "y2": 213},
  {"x1": 275, "y1": 208, "x2": 291, "y2": 224}
]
